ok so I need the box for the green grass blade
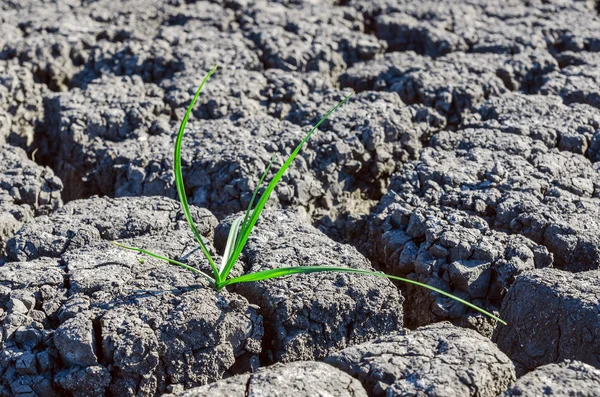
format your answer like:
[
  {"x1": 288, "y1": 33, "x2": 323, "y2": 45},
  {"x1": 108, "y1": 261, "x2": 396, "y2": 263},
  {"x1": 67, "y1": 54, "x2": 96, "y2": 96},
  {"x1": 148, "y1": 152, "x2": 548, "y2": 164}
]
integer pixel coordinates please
[
  {"x1": 221, "y1": 265, "x2": 506, "y2": 324},
  {"x1": 239, "y1": 155, "x2": 277, "y2": 239},
  {"x1": 219, "y1": 216, "x2": 243, "y2": 275},
  {"x1": 174, "y1": 65, "x2": 220, "y2": 283},
  {"x1": 219, "y1": 92, "x2": 354, "y2": 281},
  {"x1": 220, "y1": 155, "x2": 277, "y2": 280},
  {"x1": 112, "y1": 242, "x2": 216, "y2": 286}
]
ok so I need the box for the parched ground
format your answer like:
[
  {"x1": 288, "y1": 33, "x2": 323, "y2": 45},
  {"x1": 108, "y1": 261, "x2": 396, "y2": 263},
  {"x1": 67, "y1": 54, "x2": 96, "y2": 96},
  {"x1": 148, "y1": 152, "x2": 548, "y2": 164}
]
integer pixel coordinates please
[{"x1": 1, "y1": 0, "x2": 600, "y2": 396}]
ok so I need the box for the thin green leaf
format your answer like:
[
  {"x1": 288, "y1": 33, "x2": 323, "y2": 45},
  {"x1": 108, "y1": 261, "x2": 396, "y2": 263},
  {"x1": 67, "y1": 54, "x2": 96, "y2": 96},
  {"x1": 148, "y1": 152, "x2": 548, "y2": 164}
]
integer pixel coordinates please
[
  {"x1": 112, "y1": 242, "x2": 216, "y2": 286},
  {"x1": 220, "y1": 216, "x2": 243, "y2": 275},
  {"x1": 239, "y1": 155, "x2": 277, "y2": 240},
  {"x1": 219, "y1": 92, "x2": 354, "y2": 280},
  {"x1": 174, "y1": 65, "x2": 221, "y2": 283},
  {"x1": 221, "y1": 155, "x2": 277, "y2": 280},
  {"x1": 221, "y1": 265, "x2": 506, "y2": 325}
]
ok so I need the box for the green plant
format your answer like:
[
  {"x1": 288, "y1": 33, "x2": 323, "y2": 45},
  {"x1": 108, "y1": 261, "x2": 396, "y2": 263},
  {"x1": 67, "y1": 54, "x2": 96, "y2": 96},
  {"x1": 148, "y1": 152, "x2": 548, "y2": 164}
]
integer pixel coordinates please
[{"x1": 115, "y1": 65, "x2": 506, "y2": 325}]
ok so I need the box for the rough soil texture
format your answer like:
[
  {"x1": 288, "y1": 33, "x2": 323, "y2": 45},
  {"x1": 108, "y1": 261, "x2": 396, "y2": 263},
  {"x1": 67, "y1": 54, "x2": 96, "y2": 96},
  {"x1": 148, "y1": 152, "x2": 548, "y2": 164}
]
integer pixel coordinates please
[
  {"x1": 0, "y1": 145, "x2": 62, "y2": 256},
  {"x1": 0, "y1": 63, "x2": 48, "y2": 149},
  {"x1": 1, "y1": 197, "x2": 263, "y2": 396},
  {"x1": 367, "y1": 193, "x2": 552, "y2": 334},
  {"x1": 494, "y1": 268, "x2": 600, "y2": 375},
  {"x1": 503, "y1": 360, "x2": 600, "y2": 397},
  {"x1": 325, "y1": 322, "x2": 516, "y2": 397},
  {"x1": 220, "y1": 211, "x2": 404, "y2": 363},
  {"x1": 164, "y1": 361, "x2": 368, "y2": 397},
  {"x1": 5, "y1": 195, "x2": 216, "y2": 262},
  {"x1": 2, "y1": 0, "x2": 600, "y2": 395}
]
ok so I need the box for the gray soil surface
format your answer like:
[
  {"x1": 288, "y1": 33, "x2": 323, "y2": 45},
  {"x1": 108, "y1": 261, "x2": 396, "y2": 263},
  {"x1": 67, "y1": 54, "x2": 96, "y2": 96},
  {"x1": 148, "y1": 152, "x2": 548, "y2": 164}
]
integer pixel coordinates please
[
  {"x1": 503, "y1": 360, "x2": 600, "y2": 397},
  {"x1": 0, "y1": 145, "x2": 62, "y2": 255},
  {"x1": 220, "y1": 210, "x2": 404, "y2": 363},
  {"x1": 164, "y1": 360, "x2": 369, "y2": 397},
  {"x1": 1, "y1": 0, "x2": 600, "y2": 395},
  {"x1": 325, "y1": 322, "x2": 515, "y2": 397},
  {"x1": 494, "y1": 268, "x2": 600, "y2": 375}
]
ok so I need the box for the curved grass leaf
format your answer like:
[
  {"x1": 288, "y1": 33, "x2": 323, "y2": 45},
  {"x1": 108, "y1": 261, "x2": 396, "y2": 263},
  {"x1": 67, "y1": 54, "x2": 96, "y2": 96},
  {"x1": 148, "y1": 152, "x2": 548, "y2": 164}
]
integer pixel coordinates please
[
  {"x1": 174, "y1": 65, "x2": 220, "y2": 283},
  {"x1": 112, "y1": 242, "x2": 216, "y2": 286},
  {"x1": 221, "y1": 265, "x2": 506, "y2": 325},
  {"x1": 219, "y1": 92, "x2": 354, "y2": 281},
  {"x1": 238, "y1": 155, "x2": 277, "y2": 244},
  {"x1": 219, "y1": 216, "x2": 243, "y2": 275},
  {"x1": 220, "y1": 156, "x2": 277, "y2": 277}
]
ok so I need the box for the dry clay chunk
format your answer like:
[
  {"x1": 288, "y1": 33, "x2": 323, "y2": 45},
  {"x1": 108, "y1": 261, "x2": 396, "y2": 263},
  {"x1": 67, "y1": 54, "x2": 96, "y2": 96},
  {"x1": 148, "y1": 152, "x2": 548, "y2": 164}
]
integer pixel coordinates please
[
  {"x1": 0, "y1": 144, "x2": 63, "y2": 255},
  {"x1": 464, "y1": 92, "x2": 600, "y2": 158},
  {"x1": 6, "y1": 195, "x2": 216, "y2": 261},
  {"x1": 41, "y1": 76, "x2": 171, "y2": 200},
  {"x1": 378, "y1": 0, "x2": 600, "y2": 56},
  {"x1": 388, "y1": 128, "x2": 600, "y2": 272},
  {"x1": 540, "y1": 52, "x2": 600, "y2": 109},
  {"x1": 367, "y1": 194, "x2": 551, "y2": 334},
  {"x1": 241, "y1": 1, "x2": 386, "y2": 77},
  {"x1": 64, "y1": 1, "x2": 252, "y2": 86},
  {"x1": 494, "y1": 268, "x2": 600, "y2": 374},
  {"x1": 163, "y1": 361, "x2": 368, "y2": 397},
  {"x1": 325, "y1": 322, "x2": 515, "y2": 397},
  {"x1": 56, "y1": 238, "x2": 262, "y2": 397},
  {"x1": 79, "y1": 0, "x2": 235, "y2": 42},
  {"x1": 345, "y1": 0, "x2": 597, "y2": 41},
  {"x1": 43, "y1": 75, "x2": 169, "y2": 145},
  {"x1": 260, "y1": 69, "x2": 335, "y2": 120},
  {"x1": 99, "y1": 288, "x2": 262, "y2": 396},
  {"x1": 288, "y1": 90, "x2": 440, "y2": 179},
  {"x1": 373, "y1": 3, "x2": 546, "y2": 56},
  {"x1": 168, "y1": 27, "x2": 261, "y2": 74},
  {"x1": 224, "y1": 210, "x2": 404, "y2": 363},
  {"x1": 0, "y1": 7, "x2": 97, "y2": 92},
  {"x1": 162, "y1": 68, "x2": 269, "y2": 121},
  {"x1": 75, "y1": 27, "x2": 259, "y2": 88},
  {"x1": 0, "y1": 62, "x2": 48, "y2": 148},
  {"x1": 280, "y1": 89, "x2": 442, "y2": 232},
  {"x1": 0, "y1": 259, "x2": 67, "y2": 397},
  {"x1": 63, "y1": 229, "x2": 223, "y2": 297},
  {"x1": 0, "y1": 145, "x2": 62, "y2": 215},
  {"x1": 503, "y1": 360, "x2": 600, "y2": 397},
  {"x1": 340, "y1": 50, "x2": 556, "y2": 124}
]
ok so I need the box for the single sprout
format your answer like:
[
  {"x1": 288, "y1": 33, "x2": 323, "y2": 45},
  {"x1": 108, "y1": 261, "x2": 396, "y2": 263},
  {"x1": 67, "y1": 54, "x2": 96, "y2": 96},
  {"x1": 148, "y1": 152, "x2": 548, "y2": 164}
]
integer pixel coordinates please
[{"x1": 115, "y1": 65, "x2": 506, "y2": 325}]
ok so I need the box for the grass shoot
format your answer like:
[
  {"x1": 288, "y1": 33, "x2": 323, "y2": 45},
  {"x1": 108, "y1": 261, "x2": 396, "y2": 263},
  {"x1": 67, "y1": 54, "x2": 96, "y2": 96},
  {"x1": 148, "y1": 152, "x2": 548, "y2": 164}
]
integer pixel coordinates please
[{"x1": 115, "y1": 65, "x2": 506, "y2": 325}]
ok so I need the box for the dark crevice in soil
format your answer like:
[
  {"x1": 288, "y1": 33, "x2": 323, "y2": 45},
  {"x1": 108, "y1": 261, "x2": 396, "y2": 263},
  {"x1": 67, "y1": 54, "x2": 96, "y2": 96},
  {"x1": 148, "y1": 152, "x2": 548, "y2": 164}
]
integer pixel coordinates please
[
  {"x1": 244, "y1": 374, "x2": 252, "y2": 397},
  {"x1": 60, "y1": 262, "x2": 71, "y2": 294},
  {"x1": 92, "y1": 318, "x2": 105, "y2": 365}
]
